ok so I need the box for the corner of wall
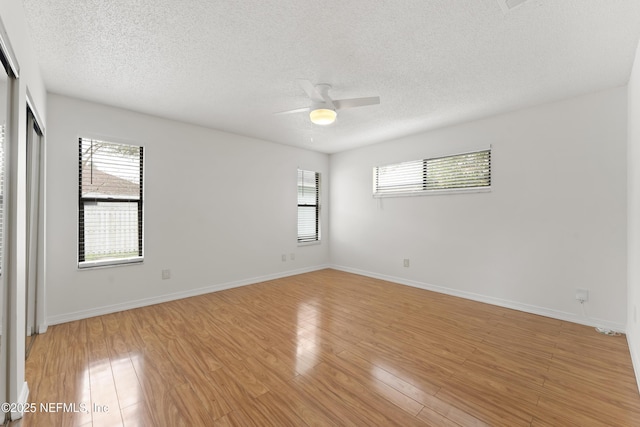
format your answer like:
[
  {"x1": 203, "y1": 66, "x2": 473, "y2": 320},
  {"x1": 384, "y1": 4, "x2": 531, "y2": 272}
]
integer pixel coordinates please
[
  {"x1": 10, "y1": 381, "x2": 29, "y2": 420},
  {"x1": 627, "y1": 36, "x2": 640, "y2": 394},
  {"x1": 629, "y1": 332, "x2": 640, "y2": 394}
]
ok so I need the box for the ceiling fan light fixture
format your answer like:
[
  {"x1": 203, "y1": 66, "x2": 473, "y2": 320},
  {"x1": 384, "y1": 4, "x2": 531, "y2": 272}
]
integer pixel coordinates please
[{"x1": 309, "y1": 108, "x2": 337, "y2": 125}]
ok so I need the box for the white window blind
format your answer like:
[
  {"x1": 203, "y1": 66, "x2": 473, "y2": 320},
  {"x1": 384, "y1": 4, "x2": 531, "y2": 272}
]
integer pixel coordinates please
[
  {"x1": 297, "y1": 169, "x2": 320, "y2": 243},
  {"x1": 79, "y1": 138, "x2": 144, "y2": 267},
  {"x1": 373, "y1": 149, "x2": 491, "y2": 197}
]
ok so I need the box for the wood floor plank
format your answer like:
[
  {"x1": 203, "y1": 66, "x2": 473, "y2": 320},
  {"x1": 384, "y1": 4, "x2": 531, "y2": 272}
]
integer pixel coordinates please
[
  {"x1": 299, "y1": 361, "x2": 428, "y2": 426},
  {"x1": 120, "y1": 402, "x2": 154, "y2": 427},
  {"x1": 167, "y1": 383, "x2": 217, "y2": 426},
  {"x1": 110, "y1": 355, "x2": 145, "y2": 409},
  {"x1": 553, "y1": 337, "x2": 636, "y2": 378},
  {"x1": 269, "y1": 342, "x2": 328, "y2": 376},
  {"x1": 435, "y1": 379, "x2": 533, "y2": 426},
  {"x1": 354, "y1": 336, "x2": 455, "y2": 385},
  {"x1": 90, "y1": 404, "x2": 124, "y2": 427},
  {"x1": 367, "y1": 325, "x2": 470, "y2": 366},
  {"x1": 385, "y1": 321, "x2": 479, "y2": 358},
  {"x1": 247, "y1": 391, "x2": 311, "y2": 426},
  {"x1": 129, "y1": 348, "x2": 190, "y2": 426},
  {"x1": 87, "y1": 358, "x2": 120, "y2": 411},
  {"x1": 337, "y1": 349, "x2": 436, "y2": 405},
  {"x1": 323, "y1": 352, "x2": 425, "y2": 416},
  {"x1": 416, "y1": 391, "x2": 492, "y2": 427},
  {"x1": 540, "y1": 365, "x2": 640, "y2": 422},
  {"x1": 468, "y1": 341, "x2": 551, "y2": 385},
  {"x1": 533, "y1": 395, "x2": 634, "y2": 427},
  {"x1": 241, "y1": 356, "x2": 338, "y2": 426},
  {"x1": 416, "y1": 406, "x2": 467, "y2": 427},
  {"x1": 249, "y1": 347, "x2": 299, "y2": 383},
  {"x1": 548, "y1": 351, "x2": 638, "y2": 394},
  {"x1": 19, "y1": 269, "x2": 640, "y2": 426},
  {"x1": 291, "y1": 371, "x2": 397, "y2": 426},
  {"x1": 222, "y1": 358, "x2": 270, "y2": 399},
  {"x1": 451, "y1": 359, "x2": 543, "y2": 406},
  {"x1": 205, "y1": 367, "x2": 259, "y2": 410}
]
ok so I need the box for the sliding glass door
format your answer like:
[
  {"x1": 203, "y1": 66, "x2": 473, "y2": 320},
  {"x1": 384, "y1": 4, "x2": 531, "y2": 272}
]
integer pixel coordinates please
[
  {"x1": 0, "y1": 16, "x2": 19, "y2": 423},
  {"x1": 25, "y1": 106, "x2": 43, "y2": 357},
  {"x1": 0, "y1": 53, "x2": 7, "y2": 423}
]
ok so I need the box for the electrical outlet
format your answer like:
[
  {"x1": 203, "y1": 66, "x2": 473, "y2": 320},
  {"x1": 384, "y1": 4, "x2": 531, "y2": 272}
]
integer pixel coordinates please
[
  {"x1": 162, "y1": 269, "x2": 171, "y2": 280},
  {"x1": 403, "y1": 259, "x2": 410, "y2": 268},
  {"x1": 290, "y1": 253, "x2": 295, "y2": 261},
  {"x1": 575, "y1": 289, "x2": 589, "y2": 303},
  {"x1": 281, "y1": 254, "x2": 287, "y2": 262}
]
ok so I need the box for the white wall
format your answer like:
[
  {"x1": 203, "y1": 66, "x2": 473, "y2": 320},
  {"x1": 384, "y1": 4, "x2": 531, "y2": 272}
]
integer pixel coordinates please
[
  {"x1": 627, "y1": 40, "x2": 640, "y2": 391},
  {"x1": 0, "y1": 0, "x2": 47, "y2": 419},
  {"x1": 330, "y1": 87, "x2": 628, "y2": 331},
  {"x1": 45, "y1": 94, "x2": 329, "y2": 323}
]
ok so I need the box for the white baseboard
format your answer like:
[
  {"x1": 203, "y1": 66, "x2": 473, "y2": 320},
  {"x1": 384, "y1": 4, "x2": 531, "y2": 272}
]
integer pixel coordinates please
[
  {"x1": 330, "y1": 264, "x2": 627, "y2": 332},
  {"x1": 36, "y1": 323, "x2": 48, "y2": 334},
  {"x1": 10, "y1": 382, "x2": 29, "y2": 420},
  {"x1": 47, "y1": 265, "x2": 329, "y2": 326}
]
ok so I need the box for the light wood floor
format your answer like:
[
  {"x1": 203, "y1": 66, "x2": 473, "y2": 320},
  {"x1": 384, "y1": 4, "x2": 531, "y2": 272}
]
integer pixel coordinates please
[{"x1": 11, "y1": 269, "x2": 640, "y2": 426}]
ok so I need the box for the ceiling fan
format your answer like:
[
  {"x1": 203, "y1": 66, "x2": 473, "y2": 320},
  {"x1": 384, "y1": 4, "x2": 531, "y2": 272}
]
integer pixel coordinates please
[{"x1": 277, "y1": 80, "x2": 380, "y2": 125}]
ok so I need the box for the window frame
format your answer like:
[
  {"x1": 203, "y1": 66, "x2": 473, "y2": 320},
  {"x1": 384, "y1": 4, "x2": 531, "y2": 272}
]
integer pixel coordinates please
[
  {"x1": 78, "y1": 137, "x2": 144, "y2": 269},
  {"x1": 373, "y1": 148, "x2": 491, "y2": 198},
  {"x1": 297, "y1": 169, "x2": 320, "y2": 245}
]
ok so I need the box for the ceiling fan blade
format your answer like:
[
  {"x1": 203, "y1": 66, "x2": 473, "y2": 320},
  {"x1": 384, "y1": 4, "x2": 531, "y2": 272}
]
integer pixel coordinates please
[
  {"x1": 333, "y1": 96, "x2": 380, "y2": 110},
  {"x1": 297, "y1": 79, "x2": 324, "y2": 103},
  {"x1": 274, "y1": 106, "x2": 310, "y2": 115},
  {"x1": 317, "y1": 85, "x2": 336, "y2": 110}
]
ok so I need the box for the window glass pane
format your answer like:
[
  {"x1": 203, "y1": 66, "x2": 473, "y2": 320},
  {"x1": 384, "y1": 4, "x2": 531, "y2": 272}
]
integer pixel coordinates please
[
  {"x1": 425, "y1": 151, "x2": 491, "y2": 190},
  {"x1": 82, "y1": 201, "x2": 139, "y2": 261},
  {"x1": 376, "y1": 159, "x2": 423, "y2": 193},
  {"x1": 297, "y1": 207, "x2": 317, "y2": 241},
  {"x1": 297, "y1": 171, "x2": 317, "y2": 203},
  {"x1": 81, "y1": 139, "x2": 141, "y2": 199}
]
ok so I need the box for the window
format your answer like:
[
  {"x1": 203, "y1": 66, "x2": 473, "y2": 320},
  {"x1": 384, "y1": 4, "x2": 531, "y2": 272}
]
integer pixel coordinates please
[
  {"x1": 297, "y1": 169, "x2": 320, "y2": 243},
  {"x1": 373, "y1": 148, "x2": 491, "y2": 197},
  {"x1": 78, "y1": 138, "x2": 144, "y2": 267}
]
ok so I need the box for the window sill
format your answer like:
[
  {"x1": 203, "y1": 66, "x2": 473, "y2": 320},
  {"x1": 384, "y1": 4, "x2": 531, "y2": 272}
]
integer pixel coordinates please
[
  {"x1": 78, "y1": 257, "x2": 143, "y2": 270},
  {"x1": 373, "y1": 187, "x2": 491, "y2": 198},
  {"x1": 297, "y1": 240, "x2": 321, "y2": 247}
]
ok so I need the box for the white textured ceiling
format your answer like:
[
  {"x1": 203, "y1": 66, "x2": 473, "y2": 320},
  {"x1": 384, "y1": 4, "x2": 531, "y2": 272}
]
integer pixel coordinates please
[{"x1": 21, "y1": 0, "x2": 640, "y2": 153}]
